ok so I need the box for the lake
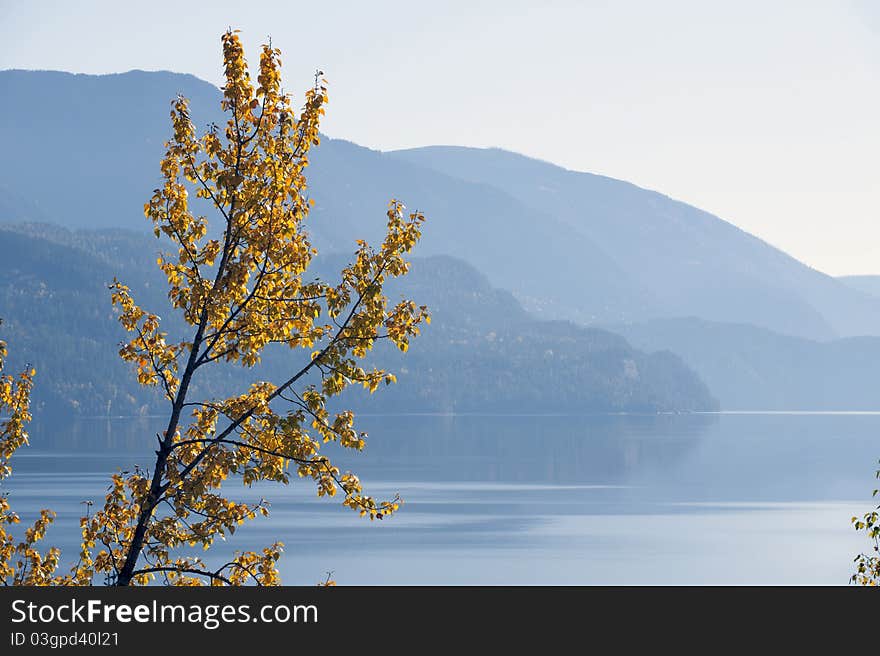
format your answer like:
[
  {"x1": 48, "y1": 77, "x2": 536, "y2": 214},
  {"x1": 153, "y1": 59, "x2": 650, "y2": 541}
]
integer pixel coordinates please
[{"x1": 4, "y1": 412, "x2": 878, "y2": 585}]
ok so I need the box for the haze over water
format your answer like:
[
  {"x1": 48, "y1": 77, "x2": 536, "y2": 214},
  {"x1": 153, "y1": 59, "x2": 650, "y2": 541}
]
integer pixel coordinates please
[{"x1": 6, "y1": 412, "x2": 875, "y2": 584}]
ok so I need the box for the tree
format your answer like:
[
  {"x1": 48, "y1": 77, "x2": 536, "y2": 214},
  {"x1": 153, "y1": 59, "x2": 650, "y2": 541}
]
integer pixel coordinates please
[
  {"x1": 0, "y1": 321, "x2": 60, "y2": 585},
  {"x1": 851, "y1": 461, "x2": 880, "y2": 585},
  {"x1": 0, "y1": 30, "x2": 429, "y2": 586}
]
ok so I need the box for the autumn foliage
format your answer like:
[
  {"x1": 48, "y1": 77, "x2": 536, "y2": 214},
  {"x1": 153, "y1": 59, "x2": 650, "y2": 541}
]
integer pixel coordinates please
[
  {"x1": 0, "y1": 29, "x2": 428, "y2": 586},
  {"x1": 0, "y1": 324, "x2": 60, "y2": 585},
  {"x1": 851, "y1": 463, "x2": 880, "y2": 586}
]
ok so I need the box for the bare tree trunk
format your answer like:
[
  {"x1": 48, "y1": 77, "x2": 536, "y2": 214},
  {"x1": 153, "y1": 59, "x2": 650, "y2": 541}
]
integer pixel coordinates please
[{"x1": 115, "y1": 325, "x2": 207, "y2": 586}]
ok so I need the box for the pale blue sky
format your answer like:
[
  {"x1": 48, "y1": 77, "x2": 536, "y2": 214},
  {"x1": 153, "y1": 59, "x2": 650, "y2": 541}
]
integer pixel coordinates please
[{"x1": 1, "y1": 0, "x2": 877, "y2": 275}]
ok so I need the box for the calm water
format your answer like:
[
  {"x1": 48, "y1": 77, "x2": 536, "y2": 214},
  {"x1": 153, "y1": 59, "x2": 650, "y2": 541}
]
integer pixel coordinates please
[{"x1": 4, "y1": 412, "x2": 878, "y2": 585}]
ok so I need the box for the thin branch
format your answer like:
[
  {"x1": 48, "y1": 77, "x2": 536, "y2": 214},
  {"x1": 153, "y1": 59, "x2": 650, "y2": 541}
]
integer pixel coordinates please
[{"x1": 130, "y1": 566, "x2": 233, "y2": 586}]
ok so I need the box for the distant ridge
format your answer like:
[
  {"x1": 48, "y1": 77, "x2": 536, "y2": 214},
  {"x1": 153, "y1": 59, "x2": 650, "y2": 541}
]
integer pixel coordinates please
[
  {"x1": 0, "y1": 223, "x2": 717, "y2": 415},
  {"x1": 838, "y1": 275, "x2": 880, "y2": 300},
  {"x1": 615, "y1": 316, "x2": 880, "y2": 410},
  {"x1": 2, "y1": 69, "x2": 879, "y2": 340},
  {"x1": 390, "y1": 145, "x2": 880, "y2": 339}
]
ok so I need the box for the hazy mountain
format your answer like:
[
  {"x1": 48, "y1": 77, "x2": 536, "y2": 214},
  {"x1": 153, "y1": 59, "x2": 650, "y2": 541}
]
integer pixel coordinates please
[
  {"x1": 0, "y1": 69, "x2": 650, "y2": 325},
  {"x1": 0, "y1": 224, "x2": 717, "y2": 415},
  {"x1": 838, "y1": 275, "x2": 880, "y2": 300},
  {"x1": 614, "y1": 317, "x2": 880, "y2": 410},
  {"x1": 390, "y1": 146, "x2": 880, "y2": 339},
  {"x1": 306, "y1": 138, "x2": 649, "y2": 324},
  {"x1": 360, "y1": 255, "x2": 717, "y2": 414},
  {"x1": 0, "y1": 69, "x2": 222, "y2": 232},
  {"x1": 0, "y1": 184, "x2": 48, "y2": 224},
  {"x1": 4, "y1": 69, "x2": 878, "y2": 340}
]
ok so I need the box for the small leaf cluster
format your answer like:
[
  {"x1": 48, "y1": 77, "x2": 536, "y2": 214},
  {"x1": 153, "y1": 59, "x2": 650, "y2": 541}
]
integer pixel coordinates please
[{"x1": 851, "y1": 461, "x2": 880, "y2": 586}]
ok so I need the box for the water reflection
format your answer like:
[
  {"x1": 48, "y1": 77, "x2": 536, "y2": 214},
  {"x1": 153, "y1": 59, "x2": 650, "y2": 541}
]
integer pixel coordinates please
[
  {"x1": 3, "y1": 412, "x2": 876, "y2": 584},
  {"x1": 17, "y1": 412, "x2": 715, "y2": 482}
]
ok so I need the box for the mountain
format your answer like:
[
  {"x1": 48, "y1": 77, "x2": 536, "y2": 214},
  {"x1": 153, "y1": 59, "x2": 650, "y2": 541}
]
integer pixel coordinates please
[
  {"x1": 0, "y1": 224, "x2": 717, "y2": 415},
  {"x1": 305, "y1": 139, "x2": 652, "y2": 324},
  {"x1": 390, "y1": 146, "x2": 880, "y2": 339},
  {"x1": 3, "y1": 69, "x2": 878, "y2": 340},
  {"x1": 359, "y1": 255, "x2": 717, "y2": 414},
  {"x1": 614, "y1": 317, "x2": 880, "y2": 410},
  {"x1": 0, "y1": 70, "x2": 647, "y2": 325},
  {"x1": 0, "y1": 69, "x2": 222, "y2": 232},
  {"x1": 838, "y1": 275, "x2": 880, "y2": 300}
]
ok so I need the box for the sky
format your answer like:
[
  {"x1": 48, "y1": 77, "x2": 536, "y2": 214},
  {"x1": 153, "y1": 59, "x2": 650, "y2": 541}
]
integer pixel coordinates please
[{"x1": 1, "y1": 0, "x2": 877, "y2": 275}]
